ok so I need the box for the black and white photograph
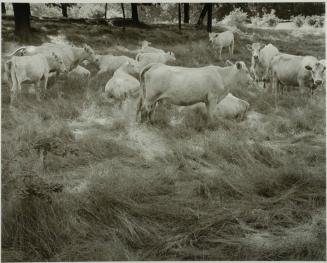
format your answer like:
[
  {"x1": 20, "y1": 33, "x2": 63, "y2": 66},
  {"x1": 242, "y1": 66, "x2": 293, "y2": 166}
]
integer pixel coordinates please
[{"x1": 1, "y1": 1, "x2": 326, "y2": 261}]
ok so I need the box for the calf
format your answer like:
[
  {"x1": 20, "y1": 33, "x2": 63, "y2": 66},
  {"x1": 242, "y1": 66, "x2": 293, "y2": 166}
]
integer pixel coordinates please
[
  {"x1": 209, "y1": 31, "x2": 234, "y2": 60},
  {"x1": 7, "y1": 52, "x2": 67, "y2": 105},
  {"x1": 137, "y1": 60, "x2": 252, "y2": 123}
]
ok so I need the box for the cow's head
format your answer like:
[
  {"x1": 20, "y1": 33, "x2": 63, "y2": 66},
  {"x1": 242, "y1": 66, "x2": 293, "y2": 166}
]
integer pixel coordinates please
[
  {"x1": 226, "y1": 60, "x2": 253, "y2": 87},
  {"x1": 167, "y1": 51, "x2": 176, "y2": 62},
  {"x1": 141, "y1": 40, "x2": 151, "y2": 48},
  {"x1": 305, "y1": 61, "x2": 326, "y2": 88},
  {"x1": 122, "y1": 61, "x2": 139, "y2": 76},
  {"x1": 83, "y1": 44, "x2": 96, "y2": 62},
  {"x1": 246, "y1": 42, "x2": 264, "y2": 62},
  {"x1": 209, "y1": 32, "x2": 219, "y2": 43},
  {"x1": 52, "y1": 52, "x2": 67, "y2": 73}
]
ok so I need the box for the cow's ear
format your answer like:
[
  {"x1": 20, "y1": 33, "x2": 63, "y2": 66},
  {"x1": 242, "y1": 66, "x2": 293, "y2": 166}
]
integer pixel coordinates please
[
  {"x1": 246, "y1": 44, "x2": 252, "y2": 51},
  {"x1": 260, "y1": 42, "x2": 265, "y2": 49},
  {"x1": 236, "y1": 62, "x2": 242, "y2": 70},
  {"x1": 226, "y1": 60, "x2": 234, "y2": 66},
  {"x1": 305, "y1": 65, "x2": 312, "y2": 71}
]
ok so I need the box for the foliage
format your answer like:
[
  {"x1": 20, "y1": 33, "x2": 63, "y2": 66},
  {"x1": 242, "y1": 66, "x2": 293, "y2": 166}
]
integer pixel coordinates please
[
  {"x1": 222, "y1": 7, "x2": 248, "y2": 26},
  {"x1": 251, "y1": 9, "x2": 279, "y2": 27},
  {"x1": 291, "y1": 15, "x2": 325, "y2": 28},
  {"x1": 292, "y1": 15, "x2": 306, "y2": 27}
]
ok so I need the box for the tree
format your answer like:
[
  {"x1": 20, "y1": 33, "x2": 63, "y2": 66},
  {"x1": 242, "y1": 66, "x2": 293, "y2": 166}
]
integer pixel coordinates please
[
  {"x1": 2, "y1": 3, "x2": 6, "y2": 15},
  {"x1": 46, "y1": 3, "x2": 75, "y2": 18},
  {"x1": 178, "y1": 3, "x2": 181, "y2": 30},
  {"x1": 13, "y1": 3, "x2": 31, "y2": 41},
  {"x1": 197, "y1": 4, "x2": 210, "y2": 26},
  {"x1": 131, "y1": 3, "x2": 139, "y2": 23},
  {"x1": 184, "y1": 3, "x2": 190, "y2": 24},
  {"x1": 207, "y1": 3, "x2": 213, "y2": 32},
  {"x1": 104, "y1": 3, "x2": 108, "y2": 19}
]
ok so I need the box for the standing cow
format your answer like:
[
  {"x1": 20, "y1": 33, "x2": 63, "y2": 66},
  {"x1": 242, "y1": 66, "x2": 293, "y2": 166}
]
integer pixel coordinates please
[
  {"x1": 137, "y1": 60, "x2": 253, "y2": 123},
  {"x1": 209, "y1": 31, "x2": 234, "y2": 61}
]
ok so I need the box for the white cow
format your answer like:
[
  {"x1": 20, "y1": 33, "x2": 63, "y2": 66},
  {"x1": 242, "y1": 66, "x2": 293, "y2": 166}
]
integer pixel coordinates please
[
  {"x1": 246, "y1": 43, "x2": 279, "y2": 88},
  {"x1": 94, "y1": 54, "x2": 135, "y2": 75},
  {"x1": 68, "y1": 65, "x2": 91, "y2": 79},
  {"x1": 136, "y1": 51, "x2": 176, "y2": 72},
  {"x1": 8, "y1": 43, "x2": 96, "y2": 72},
  {"x1": 7, "y1": 52, "x2": 67, "y2": 105},
  {"x1": 104, "y1": 61, "x2": 140, "y2": 105},
  {"x1": 137, "y1": 60, "x2": 253, "y2": 123},
  {"x1": 270, "y1": 54, "x2": 325, "y2": 101},
  {"x1": 209, "y1": 31, "x2": 234, "y2": 60},
  {"x1": 216, "y1": 93, "x2": 250, "y2": 120}
]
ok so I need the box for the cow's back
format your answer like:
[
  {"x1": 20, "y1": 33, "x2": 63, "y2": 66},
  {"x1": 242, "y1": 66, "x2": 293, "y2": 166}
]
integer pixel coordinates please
[
  {"x1": 260, "y1": 44, "x2": 279, "y2": 68},
  {"x1": 215, "y1": 31, "x2": 234, "y2": 47}
]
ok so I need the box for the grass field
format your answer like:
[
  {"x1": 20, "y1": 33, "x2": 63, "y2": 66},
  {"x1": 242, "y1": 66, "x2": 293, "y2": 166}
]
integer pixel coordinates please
[{"x1": 1, "y1": 16, "x2": 326, "y2": 261}]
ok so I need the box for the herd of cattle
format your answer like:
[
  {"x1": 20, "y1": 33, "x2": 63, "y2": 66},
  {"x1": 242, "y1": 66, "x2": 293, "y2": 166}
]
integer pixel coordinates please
[{"x1": 2, "y1": 29, "x2": 326, "y2": 123}]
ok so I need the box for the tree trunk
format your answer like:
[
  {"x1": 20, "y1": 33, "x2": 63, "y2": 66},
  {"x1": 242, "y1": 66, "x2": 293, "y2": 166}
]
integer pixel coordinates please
[
  {"x1": 105, "y1": 3, "x2": 108, "y2": 19},
  {"x1": 121, "y1": 3, "x2": 125, "y2": 31},
  {"x1": 197, "y1": 4, "x2": 209, "y2": 26},
  {"x1": 13, "y1": 3, "x2": 31, "y2": 41},
  {"x1": 184, "y1": 3, "x2": 189, "y2": 23},
  {"x1": 178, "y1": 4, "x2": 181, "y2": 30},
  {"x1": 131, "y1": 3, "x2": 139, "y2": 23},
  {"x1": 61, "y1": 4, "x2": 68, "y2": 18},
  {"x1": 2, "y1": 3, "x2": 6, "y2": 15},
  {"x1": 207, "y1": 3, "x2": 213, "y2": 32}
]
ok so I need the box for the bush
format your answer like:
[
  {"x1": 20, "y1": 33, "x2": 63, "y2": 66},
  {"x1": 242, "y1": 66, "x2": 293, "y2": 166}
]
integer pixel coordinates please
[
  {"x1": 223, "y1": 8, "x2": 248, "y2": 26},
  {"x1": 250, "y1": 9, "x2": 279, "y2": 27},
  {"x1": 306, "y1": 15, "x2": 325, "y2": 28},
  {"x1": 292, "y1": 15, "x2": 306, "y2": 27},
  {"x1": 261, "y1": 9, "x2": 279, "y2": 27}
]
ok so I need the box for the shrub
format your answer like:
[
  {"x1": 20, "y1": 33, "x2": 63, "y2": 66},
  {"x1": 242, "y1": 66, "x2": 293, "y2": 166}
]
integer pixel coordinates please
[
  {"x1": 305, "y1": 15, "x2": 325, "y2": 28},
  {"x1": 292, "y1": 15, "x2": 306, "y2": 27},
  {"x1": 223, "y1": 8, "x2": 248, "y2": 26},
  {"x1": 261, "y1": 9, "x2": 279, "y2": 27}
]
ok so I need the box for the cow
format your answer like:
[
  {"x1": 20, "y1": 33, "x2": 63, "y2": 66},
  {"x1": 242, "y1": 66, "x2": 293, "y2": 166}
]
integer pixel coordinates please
[
  {"x1": 136, "y1": 60, "x2": 253, "y2": 123},
  {"x1": 319, "y1": 59, "x2": 326, "y2": 88},
  {"x1": 94, "y1": 54, "x2": 135, "y2": 75},
  {"x1": 7, "y1": 52, "x2": 67, "y2": 105},
  {"x1": 135, "y1": 51, "x2": 176, "y2": 73},
  {"x1": 104, "y1": 61, "x2": 140, "y2": 106},
  {"x1": 7, "y1": 43, "x2": 96, "y2": 72},
  {"x1": 270, "y1": 54, "x2": 325, "y2": 103},
  {"x1": 68, "y1": 65, "x2": 91, "y2": 79},
  {"x1": 209, "y1": 31, "x2": 234, "y2": 60},
  {"x1": 246, "y1": 43, "x2": 279, "y2": 89}
]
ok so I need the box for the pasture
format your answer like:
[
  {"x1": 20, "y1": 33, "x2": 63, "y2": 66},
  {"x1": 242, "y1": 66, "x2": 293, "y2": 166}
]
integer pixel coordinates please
[{"x1": 1, "y1": 16, "x2": 326, "y2": 261}]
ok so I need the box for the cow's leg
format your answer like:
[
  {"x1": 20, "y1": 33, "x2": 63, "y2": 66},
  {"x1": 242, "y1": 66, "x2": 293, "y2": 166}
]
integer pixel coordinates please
[
  {"x1": 218, "y1": 47, "x2": 222, "y2": 61},
  {"x1": 272, "y1": 72, "x2": 279, "y2": 107},
  {"x1": 42, "y1": 75, "x2": 49, "y2": 99},
  {"x1": 35, "y1": 81, "x2": 41, "y2": 102}
]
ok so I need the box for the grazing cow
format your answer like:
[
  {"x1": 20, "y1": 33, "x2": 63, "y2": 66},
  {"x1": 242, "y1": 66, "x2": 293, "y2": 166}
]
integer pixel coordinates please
[
  {"x1": 104, "y1": 61, "x2": 140, "y2": 105},
  {"x1": 8, "y1": 43, "x2": 96, "y2": 72},
  {"x1": 209, "y1": 31, "x2": 234, "y2": 60},
  {"x1": 135, "y1": 51, "x2": 176, "y2": 72},
  {"x1": 94, "y1": 54, "x2": 135, "y2": 75},
  {"x1": 68, "y1": 65, "x2": 91, "y2": 79},
  {"x1": 216, "y1": 93, "x2": 250, "y2": 120},
  {"x1": 7, "y1": 52, "x2": 67, "y2": 105},
  {"x1": 270, "y1": 54, "x2": 325, "y2": 102},
  {"x1": 246, "y1": 43, "x2": 279, "y2": 88},
  {"x1": 137, "y1": 60, "x2": 253, "y2": 123}
]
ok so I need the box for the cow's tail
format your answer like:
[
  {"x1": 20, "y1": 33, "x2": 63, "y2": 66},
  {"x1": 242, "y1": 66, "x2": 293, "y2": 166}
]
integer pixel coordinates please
[
  {"x1": 136, "y1": 63, "x2": 157, "y2": 122},
  {"x1": 5, "y1": 47, "x2": 27, "y2": 58}
]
